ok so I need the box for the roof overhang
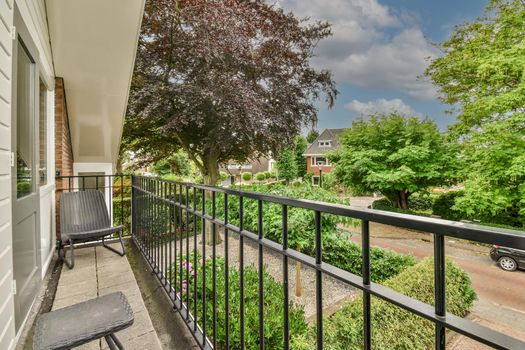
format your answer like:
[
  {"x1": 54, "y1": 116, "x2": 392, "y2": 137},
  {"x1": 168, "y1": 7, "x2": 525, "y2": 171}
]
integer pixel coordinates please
[{"x1": 46, "y1": 0, "x2": 145, "y2": 166}]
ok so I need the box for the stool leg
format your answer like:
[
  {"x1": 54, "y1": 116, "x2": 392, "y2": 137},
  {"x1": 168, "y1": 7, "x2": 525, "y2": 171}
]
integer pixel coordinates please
[{"x1": 110, "y1": 334, "x2": 125, "y2": 350}]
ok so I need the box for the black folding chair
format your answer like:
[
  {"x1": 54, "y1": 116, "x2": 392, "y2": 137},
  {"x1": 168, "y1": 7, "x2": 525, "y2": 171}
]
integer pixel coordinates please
[{"x1": 59, "y1": 190, "x2": 125, "y2": 269}]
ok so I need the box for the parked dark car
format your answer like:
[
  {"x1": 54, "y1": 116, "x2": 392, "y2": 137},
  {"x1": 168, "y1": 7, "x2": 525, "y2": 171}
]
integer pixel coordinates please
[{"x1": 490, "y1": 245, "x2": 525, "y2": 271}]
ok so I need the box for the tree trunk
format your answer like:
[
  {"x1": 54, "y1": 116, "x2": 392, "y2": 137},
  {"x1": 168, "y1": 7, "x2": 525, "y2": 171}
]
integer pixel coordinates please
[
  {"x1": 295, "y1": 246, "x2": 302, "y2": 297},
  {"x1": 399, "y1": 189, "x2": 409, "y2": 210},
  {"x1": 202, "y1": 153, "x2": 222, "y2": 245}
]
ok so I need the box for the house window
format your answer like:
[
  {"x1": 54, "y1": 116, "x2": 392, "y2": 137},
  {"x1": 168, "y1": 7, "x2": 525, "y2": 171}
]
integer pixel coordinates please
[
  {"x1": 318, "y1": 140, "x2": 332, "y2": 147},
  {"x1": 311, "y1": 156, "x2": 329, "y2": 166},
  {"x1": 39, "y1": 79, "x2": 47, "y2": 186},
  {"x1": 312, "y1": 176, "x2": 320, "y2": 186}
]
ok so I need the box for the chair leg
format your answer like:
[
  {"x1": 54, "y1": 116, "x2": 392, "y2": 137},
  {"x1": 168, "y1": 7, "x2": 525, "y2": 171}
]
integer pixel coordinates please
[
  {"x1": 60, "y1": 239, "x2": 75, "y2": 269},
  {"x1": 102, "y1": 230, "x2": 126, "y2": 257},
  {"x1": 105, "y1": 334, "x2": 124, "y2": 350}
]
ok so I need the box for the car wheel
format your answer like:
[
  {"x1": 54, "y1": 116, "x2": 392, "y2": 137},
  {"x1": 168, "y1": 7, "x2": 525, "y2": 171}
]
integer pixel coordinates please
[{"x1": 498, "y1": 256, "x2": 517, "y2": 271}]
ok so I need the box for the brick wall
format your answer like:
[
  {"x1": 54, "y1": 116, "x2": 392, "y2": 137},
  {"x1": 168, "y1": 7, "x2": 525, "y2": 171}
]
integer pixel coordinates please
[
  {"x1": 54, "y1": 77, "x2": 74, "y2": 184},
  {"x1": 55, "y1": 77, "x2": 74, "y2": 237},
  {"x1": 306, "y1": 156, "x2": 333, "y2": 175}
]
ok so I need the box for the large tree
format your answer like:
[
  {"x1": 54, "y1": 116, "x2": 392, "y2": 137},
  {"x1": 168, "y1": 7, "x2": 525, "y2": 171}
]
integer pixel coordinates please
[
  {"x1": 425, "y1": 0, "x2": 525, "y2": 222},
  {"x1": 123, "y1": 0, "x2": 337, "y2": 186},
  {"x1": 330, "y1": 114, "x2": 456, "y2": 209}
]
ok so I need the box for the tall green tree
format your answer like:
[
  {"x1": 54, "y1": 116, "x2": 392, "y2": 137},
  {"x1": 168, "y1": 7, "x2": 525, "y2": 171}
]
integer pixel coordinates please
[
  {"x1": 294, "y1": 136, "x2": 308, "y2": 178},
  {"x1": 276, "y1": 148, "x2": 298, "y2": 183},
  {"x1": 330, "y1": 114, "x2": 456, "y2": 209},
  {"x1": 426, "y1": 0, "x2": 525, "y2": 222},
  {"x1": 306, "y1": 129, "x2": 320, "y2": 143},
  {"x1": 123, "y1": 0, "x2": 337, "y2": 187}
]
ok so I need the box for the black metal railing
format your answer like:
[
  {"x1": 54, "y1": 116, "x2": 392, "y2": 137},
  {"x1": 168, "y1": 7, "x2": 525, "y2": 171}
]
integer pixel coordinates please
[
  {"x1": 56, "y1": 174, "x2": 132, "y2": 237},
  {"x1": 130, "y1": 175, "x2": 525, "y2": 350}
]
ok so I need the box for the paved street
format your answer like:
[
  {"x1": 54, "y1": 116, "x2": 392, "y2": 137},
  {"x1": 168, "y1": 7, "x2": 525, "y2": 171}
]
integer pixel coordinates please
[{"x1": 348, "y1": 196, "x2": 525, "y2": 347}]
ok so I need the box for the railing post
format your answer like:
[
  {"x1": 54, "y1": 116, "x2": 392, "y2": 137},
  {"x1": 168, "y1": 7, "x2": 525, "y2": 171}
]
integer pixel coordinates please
[
  {"x1": 362, "y1": 220, "x2": 371, "y2": 350},
  {"x1": 282, "y1": 204, "x2": 290, "y2": 350},
  {"x1": 315, "y1": 210, "x2": 323, "y2": 350},
  {"x1": 434, "y1": 234, "x2": 446, "y2": 350},
  {"x1": 258, "y1": 200, "x2": 264, "y2": 350}
]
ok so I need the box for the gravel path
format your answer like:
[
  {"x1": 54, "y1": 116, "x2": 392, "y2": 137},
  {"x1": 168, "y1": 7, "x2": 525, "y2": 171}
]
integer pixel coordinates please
[{"x1": 147, "y1": 230, "x2": 357, "y2": 320}]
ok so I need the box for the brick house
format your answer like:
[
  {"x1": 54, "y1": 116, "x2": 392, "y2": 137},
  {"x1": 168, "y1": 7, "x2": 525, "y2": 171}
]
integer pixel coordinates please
[{"x1": 303, "y1": 128, "x2": 346, "y2": 185}]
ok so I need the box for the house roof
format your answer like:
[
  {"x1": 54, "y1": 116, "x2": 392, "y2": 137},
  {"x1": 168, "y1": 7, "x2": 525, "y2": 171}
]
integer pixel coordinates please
[{"x1": 303, "y1": 128, "x2": 347, "y2": 156}]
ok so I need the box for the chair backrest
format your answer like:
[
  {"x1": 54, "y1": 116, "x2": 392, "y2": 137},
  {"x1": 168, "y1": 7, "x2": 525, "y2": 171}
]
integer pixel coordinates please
[{"x1": 60, "y1": 190, "x2": 111, "y2": 234}]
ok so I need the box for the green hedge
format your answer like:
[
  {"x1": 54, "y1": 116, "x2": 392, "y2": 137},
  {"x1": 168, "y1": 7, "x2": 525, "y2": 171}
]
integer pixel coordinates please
[
  {"x1": 176, "y1": 256, "x2": 309, "y2": 349},
  {"x1": 113, "y1": 197, "x2": 131, "y2": 235},
  {"x1": 293, "y1": 257, "x2": 476, "y2": 350},
  {"x1": 213, "y1": 184, "x2": 414, "y2": 283},
  {"x1": 432, "y1": 191, "x2": 465, "y2": 221}
]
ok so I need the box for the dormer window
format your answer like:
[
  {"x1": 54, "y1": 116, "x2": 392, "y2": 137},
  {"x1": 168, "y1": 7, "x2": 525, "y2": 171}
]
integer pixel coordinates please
[{"x1": 318, "y1": 140, "x2": 332, "y2": 147}]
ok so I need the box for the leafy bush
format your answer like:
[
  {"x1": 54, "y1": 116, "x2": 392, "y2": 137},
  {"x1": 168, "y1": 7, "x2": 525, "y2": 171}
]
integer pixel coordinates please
[
  {"x1": 213, "y1": 184, "x2": 414, "y2": 283},
  {"x1": 408, "y1": 195, "x2": 433, "y2": 211},
  {"x1": 263, "y1": 171, "x2": 272, "y2": 179},
  {"x1": 113, "y1": 197, "x2": 131, "y2": 235},
  {"x1": 371, "y1": 198, "x2": 393, "y2": 211},
  {"x1": 291, "y1": 179, "x2": 302, "y2": 187},
  {"x1": 323, "y1": 231, "x2": 415, "y2": 282},
  {"x1": 255, "y1": 172, "x2": 267, "y2": 182},
  {"x1": 297, "y1": 258, "x2": 476, "y2": 350},
  {"x1": 219, "y1": 171, "x2": 229, "y2": 181},
  {"x1": 176, "y1": 256, "x2": 309, "y2": 349},
  {"x1": 432, "y1": 191, "x2": 465, "y2": 221},
  {"x1": 303, "y1": 172, "x2": 313, "y2": 184},
  {"x1": 241, "y1": 172, "x2": 252, "y2": 181}
]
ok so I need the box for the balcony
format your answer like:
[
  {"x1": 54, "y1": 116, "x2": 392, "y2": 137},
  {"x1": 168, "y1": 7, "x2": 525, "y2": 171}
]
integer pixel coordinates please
[{"x1": 44, "y1": 174, "x2": 525, "y2": 349}]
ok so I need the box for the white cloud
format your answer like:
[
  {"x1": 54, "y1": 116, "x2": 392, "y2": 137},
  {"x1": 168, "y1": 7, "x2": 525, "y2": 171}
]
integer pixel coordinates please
[
  {"x1": 344, "y1": 98, "x2": 418, "y2": 116},
  {"x1": 277, "y1": 0, "x2": 439, "y2": 100}
]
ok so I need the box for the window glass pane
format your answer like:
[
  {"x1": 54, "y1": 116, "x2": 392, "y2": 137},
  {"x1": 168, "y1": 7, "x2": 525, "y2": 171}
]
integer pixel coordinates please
[
  {"x1": 39, "y1": 79, "x2": 47, "y2": 186},
  {"x1": 16, "y1": 42, "x2": 35, "y2": 198}
]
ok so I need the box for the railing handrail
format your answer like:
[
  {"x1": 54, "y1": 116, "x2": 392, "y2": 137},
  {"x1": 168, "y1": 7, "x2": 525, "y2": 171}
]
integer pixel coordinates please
[{"x1": 133, "y1": 175, "x2": 525, "y2": 250}]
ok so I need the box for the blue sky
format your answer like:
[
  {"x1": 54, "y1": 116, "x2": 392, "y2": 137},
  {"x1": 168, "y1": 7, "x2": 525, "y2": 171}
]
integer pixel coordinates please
[{"x1": 277, "y1": 0, "x2": 487, "y2": 131}]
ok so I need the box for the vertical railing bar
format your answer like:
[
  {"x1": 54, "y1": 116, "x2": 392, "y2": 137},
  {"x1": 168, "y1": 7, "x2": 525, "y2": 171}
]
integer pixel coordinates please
[
  {"x1": 180, "y1": 184, "x2": 184, "y2": 303},
  {"x1": 434, "y1": 234, "x2": 446, "y2": 350},
  {"x1": 120, "y1": 175, "x2": 124, "y2": 233},
  {"x1": 174, "y1": 183, "x2": 178, "y2": 299},
  {"x1": 224, "y1": 193, "x2": 230, "y2": 349},
  {"x1": 282, "y1": 204, "x2": 289, "y2": 350},
  {"x1": 212, "y1": 191, "x2": 217, "y2": 349},
  {"x1": 164, "y1": 182, "x2": 168, "y2": 283},
  {"x1": 258, "y1": 199, "x2": 264, "y2": 350},
  {"x1": 239, "y1": 196, "x2": 245, "y2": 350},
  {"x1": 362, "y1": 220, "x2": 371, "y2": 350},
  {"x1": 193, "y1": 187, "x2": 198, "y2": 332},
  {"x1": 82, "y1": 176, "x2": 85, "y2": 191},
  {"x1": 315, "y1": 210, "x2": 323, "y2": 350},
  {"x1": 185, "y1": 185, "x2": 190, "y2": 319},
  {"x1": 109, "y1": 176, "x2": 113, "y2": 230},
  {"x1": 169, "y1": 183, "x2": 173, "y2": 296},
  {"x1": 201, "y1": 189, "x2": 207, "y2": 347}
]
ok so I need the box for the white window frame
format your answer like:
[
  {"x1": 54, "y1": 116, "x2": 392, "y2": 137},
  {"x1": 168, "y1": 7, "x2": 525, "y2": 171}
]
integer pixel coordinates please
[
  {"x1": 318, "y1": 140, "x2": 332, "y2": 147},
  {"x1": 311, "y1": 156, "x2": 329, "y2": 166}
]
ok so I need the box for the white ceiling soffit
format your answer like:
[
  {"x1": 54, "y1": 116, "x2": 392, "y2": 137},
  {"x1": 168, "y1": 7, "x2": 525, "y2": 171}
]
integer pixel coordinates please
[{"x1": 46, "y1": 0, "x2": 145, "y2": 165}]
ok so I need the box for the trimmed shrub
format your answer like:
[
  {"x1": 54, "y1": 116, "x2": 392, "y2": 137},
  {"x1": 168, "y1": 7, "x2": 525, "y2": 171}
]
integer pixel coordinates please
[
  {"x1": 303, "y1": 172, "x2": 313, "y2": 184},
  {"x1": 408, "y1": 195, "x2": 433, "y2": 211},
  {"x1": 432, "y1": 191, "x2": 464, "y2": 221},
  {"x1": 371, "y1": 198, "x2": 393, "y2": 211},
  {"x1": 263, "y1": 171, "x2": 272, "y2": 179},
  {"x1": 291, "y1": 179, "x2": 302, "y2": 187},
  {"x1": 296, "y1": 258, "x2": 476, "y2": 350},
  {"x1": 213, "y1": 184, "x2": 414, "y2": 283},
  {"x1": 241, "y1": 172, "x2": 252, "y2": 181},
  {"x1": 255, "y1": 172, "x2": 267, "y2": 182},
  {"x1": 219, "y1": 171, "x2": 229, "y2": 181},
  {"x1": 176, "y1": 256, "x2": 309, "y2": 349}
]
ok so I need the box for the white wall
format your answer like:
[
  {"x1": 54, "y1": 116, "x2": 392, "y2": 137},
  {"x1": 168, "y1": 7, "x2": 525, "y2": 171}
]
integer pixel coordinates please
[
  {"x1": 73, "y1": 162, "x2": 114, "y2": 215},
  {"x1": 0, "y1": 0, "x2": 16, "y2": 348},
  {"x1": 0, "y1": 0, "x2": 55, "y2": 348}
]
